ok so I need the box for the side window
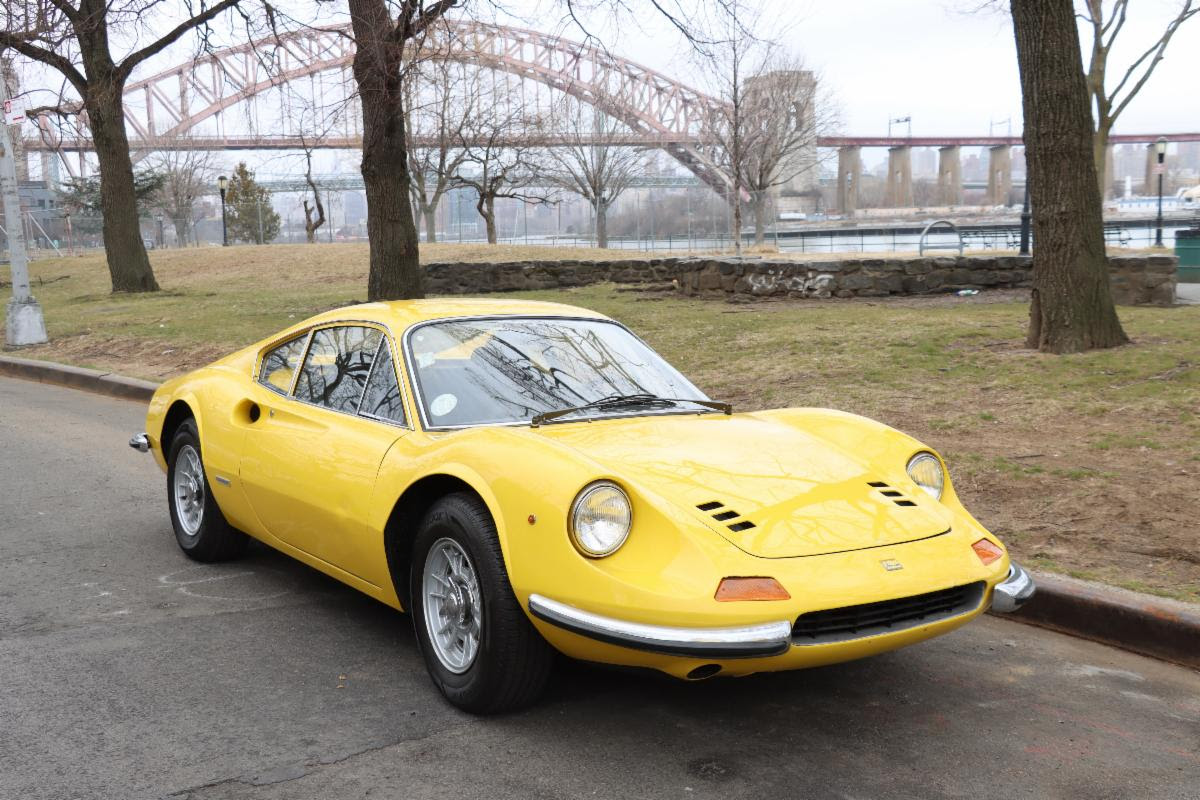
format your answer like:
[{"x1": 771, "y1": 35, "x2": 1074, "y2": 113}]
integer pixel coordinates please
[
  {"x1": 295, "y1": 326, "x2": 383, "y2": 413},
  {"x1": 259, "y1": 334, "x2": 309, "y2": 395},
  {"x1": 358, "y1": 341, "x2": 406, "y2": 425}
]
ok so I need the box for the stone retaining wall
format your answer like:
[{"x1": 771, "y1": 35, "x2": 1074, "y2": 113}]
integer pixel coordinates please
[{"x1": 424, "y1": 254, "x2": 1179, "y2": 306}]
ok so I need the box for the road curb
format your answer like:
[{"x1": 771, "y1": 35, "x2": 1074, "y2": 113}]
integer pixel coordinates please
[
  {"x1": 2, "y1": 355, "x2": 1198, "y2": 670},
  {"x1": 993, "y1": 570, "x2": 1200, "y2": 671},
  {"x1": 0, "y1": 354, "x2": 156, "y2": 402}
]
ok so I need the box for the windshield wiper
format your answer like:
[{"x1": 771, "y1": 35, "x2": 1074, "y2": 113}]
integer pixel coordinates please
[{"x1": 530, "y1": 393, "x2": 732, "y2": 427}]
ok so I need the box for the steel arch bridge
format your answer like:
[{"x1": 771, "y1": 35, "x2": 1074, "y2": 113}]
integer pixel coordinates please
[{"x1": 29, "y1": 18, "x2": 734, "y2": 191}]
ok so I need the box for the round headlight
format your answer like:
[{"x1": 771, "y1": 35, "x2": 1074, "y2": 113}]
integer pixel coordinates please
[
  {"x1": 569, "y1": 482, "x2": 632, "y2": 557},
  {"x1": 906, "y1": 452, "x2": 945, "y2": 500}
]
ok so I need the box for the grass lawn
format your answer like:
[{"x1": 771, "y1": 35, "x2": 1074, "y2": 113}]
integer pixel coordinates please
[{"x1": 6, "y1": 243, "x2": 1199, "y2": 602}]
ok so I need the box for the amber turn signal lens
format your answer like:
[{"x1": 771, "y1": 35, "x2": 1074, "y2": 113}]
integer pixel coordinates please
[
  {"x1": 714, "y1": 577, "x2": 791, "y2": 601},
  {"x1": 972, "y1": 538, "x2": 1004, "y2": 565}
]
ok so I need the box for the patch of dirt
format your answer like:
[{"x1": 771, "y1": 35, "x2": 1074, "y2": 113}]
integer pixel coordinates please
[
  {"x1": 933, "y1": 417, "x2": 1200, "y2": 602},
  {"x1": 17, "y1": 334, "x2": 228, "y2": 381}
]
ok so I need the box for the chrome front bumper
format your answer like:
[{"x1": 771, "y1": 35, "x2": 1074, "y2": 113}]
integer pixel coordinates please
[
  {"x1": 129, "y1": 432, "x2": 150, "y2": 453},
  {"x1": 991, "y1": 562, "x2": 1036, "y2": 612},
  {"x1": 528, "y1": 594, "x2": 792, "y2": 658}
]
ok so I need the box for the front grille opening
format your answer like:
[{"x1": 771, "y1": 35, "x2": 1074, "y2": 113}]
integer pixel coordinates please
[
  {"x1": 867, "y1": 481, "x2": 889, "y2": 488},
  {"x1": 881, "y1": 490, "x2": 903, "y2": 497},
  {"x1": 792, "y1": 582, "x2": 985, "y2": 645},
  {"x1": 894, "y1": 500, "x2": 917, "y2": 507},
  {"x1": 728, "y1": 520, "x2": 756, "y2": 532},
  {"x1": 697, "y1": 501, "x2": 723, "y2": 512},
  {"x1": 712, "y1": 510, "x2": 739, "y2": 521}
]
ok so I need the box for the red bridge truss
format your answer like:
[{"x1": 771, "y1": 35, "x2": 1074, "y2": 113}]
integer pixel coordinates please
[
  {"x1": 20, "y1": 18, "x2": 1198, "y2": 188},
  {"x1": 25, "y1": 18, "x2": 734, "y2": 190}
]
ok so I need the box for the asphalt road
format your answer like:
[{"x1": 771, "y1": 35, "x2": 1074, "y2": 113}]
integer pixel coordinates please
[{"x1": 2, "y1": 375, "x2": 1198, "y2": 800}]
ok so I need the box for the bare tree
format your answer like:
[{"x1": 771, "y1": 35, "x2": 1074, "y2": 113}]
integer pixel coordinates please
[
  {"x1": 1011, "y1": 0, "x2": 1128, "y2": 353},
  {"x1": 300, "y1": 145, "x2": 326, "y2": 244},
  {"x1": 406, "y1": 56, "x2": 475, "y2": 243},
  {"x1": 346, "y1": 0, "x2": 456, "y2": 300},
  {"x1": 1080, "y1": 0, "x2": 1198, "y2": 197},
  {"x1": 455, "y1": 79, "x2": 544, "y2": 245},
  {"x1": 543, "y1": 98, "x2": 642, "y2": 248},
  {"x1": 342, "y1": 1, "x2": 721, "y2": 298},
  {"x1": 149, "y1": 146, "x2": 213, "y2": 247},
  {"x1": 728, "y1": 51, "x2": 828, "y2": 245},
  {"x1": 0, "y1": 0, "x2": 248, "y2": 292}
]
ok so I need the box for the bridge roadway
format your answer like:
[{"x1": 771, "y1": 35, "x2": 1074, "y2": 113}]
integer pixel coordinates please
[
  {"x1": 1, "y1": 375, "x2": 1198, "y2": 799},
  {"x1": 22, "y1": 131, "x2": 1200, "y2": 152}
]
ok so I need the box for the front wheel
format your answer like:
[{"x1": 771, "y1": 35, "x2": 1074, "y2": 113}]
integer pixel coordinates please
[
  {"x1": 410, "y1": 493, "x2": 553, "y2": 714},
  {"x1": 166, "y1": 419, "x2": 247, "y2": 562}
]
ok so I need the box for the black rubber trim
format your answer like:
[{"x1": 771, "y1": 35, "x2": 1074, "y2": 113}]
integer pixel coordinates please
[{"x1": 528, "y1": 602, "x2": 790, "y2": 659}]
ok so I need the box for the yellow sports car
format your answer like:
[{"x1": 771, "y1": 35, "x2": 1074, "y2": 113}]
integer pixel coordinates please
[{"x1": 132, "y1": 298, "x2": 1033, "y2": 713}]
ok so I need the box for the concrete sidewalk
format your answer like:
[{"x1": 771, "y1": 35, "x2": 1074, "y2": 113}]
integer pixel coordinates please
[{"x1": 1176, "y1": 283, "x2": 1200, "y2": 304}]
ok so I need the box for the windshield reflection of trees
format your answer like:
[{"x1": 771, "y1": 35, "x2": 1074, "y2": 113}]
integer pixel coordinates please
[{"x1": 423, "y1": 320, "x2": 695, "y2": 423}]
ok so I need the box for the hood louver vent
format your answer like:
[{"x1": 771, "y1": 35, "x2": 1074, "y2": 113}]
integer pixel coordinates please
[
  {"x1": 868, "y1": 481, "x2": 919, "y2": 508},
  {"x1": 696, "y1": 501, "x2": 758, "y2": 533}
]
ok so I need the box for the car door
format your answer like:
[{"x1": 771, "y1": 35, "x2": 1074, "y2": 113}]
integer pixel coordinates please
[{"x1": 239, "y1": 323, "x2": 410, "y2": 588}]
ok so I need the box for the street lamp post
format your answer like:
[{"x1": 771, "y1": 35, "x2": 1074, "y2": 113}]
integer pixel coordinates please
[
  {"x1": 0, "y1": 78, "x2": 47, "y2": 346},
  {"x1": 218, "y1": 175, "x2": 229, "y2": 246},
  {"x1": 1154, "y1": 137, "x2": 1167, "y2": 248}
]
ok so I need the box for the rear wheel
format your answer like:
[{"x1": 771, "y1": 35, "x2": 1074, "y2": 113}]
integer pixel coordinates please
[
  {"x1": 410, "y1": 493, "x2": 553, "y2": 714},
  {"x1": 166, "y1": 419, "x2": 247, "y2": 562}
]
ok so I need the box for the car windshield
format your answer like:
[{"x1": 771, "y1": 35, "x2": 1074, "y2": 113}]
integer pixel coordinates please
[{"x1": 406, "y1": 317, "x2": 709, "y2": 428}]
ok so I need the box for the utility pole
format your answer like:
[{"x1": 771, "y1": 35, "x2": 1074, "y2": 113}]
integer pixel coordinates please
[{"x1": 1, "y1": 75, "x2": 47, "y2": 346}]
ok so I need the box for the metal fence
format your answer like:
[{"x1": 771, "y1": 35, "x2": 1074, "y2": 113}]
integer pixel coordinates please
[{"x1": 5, "y1": 208, "x2": 1198, "y2": 260}]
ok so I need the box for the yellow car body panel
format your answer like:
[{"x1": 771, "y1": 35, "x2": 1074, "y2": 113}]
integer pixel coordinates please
[{"x1": 143, "y1": 298, "x2": 1019, "y2": 680}]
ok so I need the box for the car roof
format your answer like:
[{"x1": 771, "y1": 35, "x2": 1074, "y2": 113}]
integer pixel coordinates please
[{"x1": 298, "y1": 297, "x2": 611, "y2": 332}]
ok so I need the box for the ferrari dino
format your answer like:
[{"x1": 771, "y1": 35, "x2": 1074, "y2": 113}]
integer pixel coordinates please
[{"x1": 132, "y1": 298, "x2": 1034, "y2": 713}]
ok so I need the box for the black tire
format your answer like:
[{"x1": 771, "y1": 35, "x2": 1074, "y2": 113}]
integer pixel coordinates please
[
  {"x1": 410, "y1": 492, "x2": 553, "y2": 714},
  {"x1": 166, "y1": 419, "x2": 248, "y2": 562}
]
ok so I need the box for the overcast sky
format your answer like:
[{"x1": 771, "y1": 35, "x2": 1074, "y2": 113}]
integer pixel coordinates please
[{"x1": 511, "y1": 0, "x2": 1200, "y2": 136}]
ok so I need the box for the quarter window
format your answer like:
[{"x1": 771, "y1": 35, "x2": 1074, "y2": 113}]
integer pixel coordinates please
[
  {"x1": 259, "y1": 334, "x2": 309, "y2": 395},
  {"x1": 358, "y1": 343, "x2": 406, "y2": 425},
  {"x1": 295, "y1": 326, "x2": 383, "y2": 413}
]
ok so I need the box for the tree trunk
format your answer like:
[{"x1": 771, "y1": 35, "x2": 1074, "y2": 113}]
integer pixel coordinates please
[
  {"x1": 1011, "y1": 0, "x2": 1128, "y2": 353},
  {"x1": 479, "y1": 194, "x2": 497, "y2": 244},
  {"x1": 752, "y1": 196, "x2": 766, "y2": 246},
  {"x1": 1093, "y1": 124, "x2": 1112, "y2": 201},
  {"x1": 172, "y1": 217, "x2": 189, "y2": 247},
  {"x1": 596, "y1": 202, "x2": 608, "y2": 248},
  {"x1": 422, "y1": 204, "x2": 437, "y2": 243},
  {"x1": 348, "y1": 0, "x2": 423, "y2": 300},
  {"x1": 85, "y1": 82, "x2": 159, "y2": 292}
]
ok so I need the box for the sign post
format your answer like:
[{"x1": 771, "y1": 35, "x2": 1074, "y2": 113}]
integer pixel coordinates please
[{"x1": 0, "y1": 75, "x2": 47, "y2": 346}]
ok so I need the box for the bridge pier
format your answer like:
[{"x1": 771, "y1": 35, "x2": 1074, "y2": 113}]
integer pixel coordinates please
[
  {"x1": 937, "y1": 146, "x2": 962, "y2": 206},
  {"x1": 837, "y1": 146, "x2": 861, "y2": 215},
  {"x1": 886, "y1": 146, "x2": 912, "y2": 208},
  {"x1": 1143, "y1": 143, "x2": 1165, "y2": 196},
  {"x1": 987, "y1": 145, "x2": 1012, "y2": 206}
]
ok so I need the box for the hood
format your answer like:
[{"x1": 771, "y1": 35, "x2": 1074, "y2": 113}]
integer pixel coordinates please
[{"x1": 533, "y1": 412, "x2": 947, "y2": 559}]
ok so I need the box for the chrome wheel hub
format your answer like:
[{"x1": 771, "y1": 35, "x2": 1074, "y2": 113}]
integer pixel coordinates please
[
  {"x1": 422, "y1": 538, "x2": 482, "y2": 674},
  {"x1": 172, "y1": 444, "x2": 205, "y2": 537}
]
